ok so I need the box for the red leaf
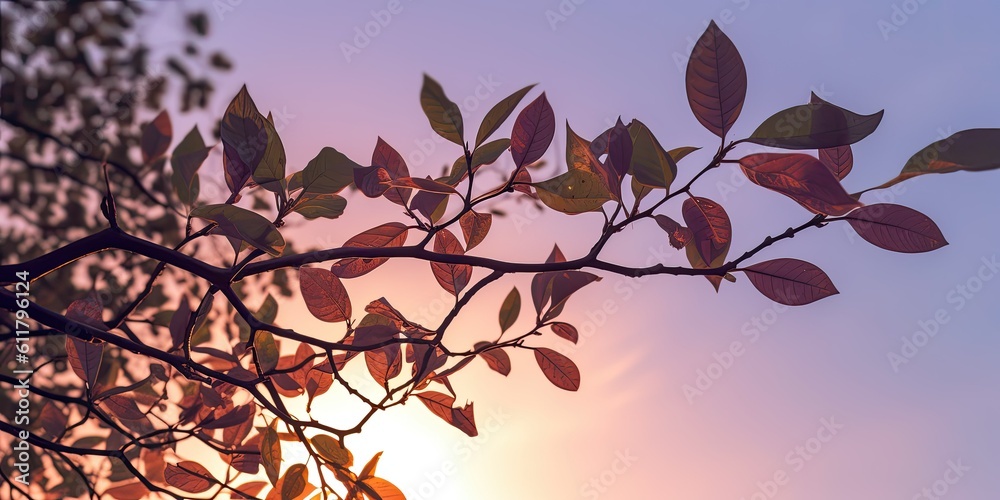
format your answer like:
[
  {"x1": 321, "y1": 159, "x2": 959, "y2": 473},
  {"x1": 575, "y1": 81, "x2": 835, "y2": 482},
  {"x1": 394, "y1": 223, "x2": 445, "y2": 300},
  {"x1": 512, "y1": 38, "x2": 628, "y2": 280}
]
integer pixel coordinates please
[
  {"x1": 300, "y1": 267, "x2": 352, "y2": 322},
  {"x1": 739, "y1": 153, "x2": 863, "y2": 216},
  {"x1": 364, "y1": 297, "x2": 409, "y2": 328},
  {"x1": 459, "y1": 210, "x2": 493, "y2": 251},
  {"x1": 607, "y1": 117, "x2": 633, "y2": 178},
  {"x1": 411, "y1": 189, "x2": 449, "y2": 223},
  {"x1": 844, "y1": 204, "x2": 947, "y2": 253},
  {"x1": 365, "y1": 345, "x2": 402, "y2": 387},
  {"x1": 372, "y1": 137, "x2": 412, "y2": 205},
  {"x1": 101, "y1": 394, "x2": 146, "y2": 420},
  {"x1": 430, "y1": 229, "x2": 471, "y2": 296},
  {"x1": 534, "y1": 348, "x2": 581, "y2": 391},
  {"x1": 65, "y1": 336, "x2": 104, "y2": 387},
  {"x1": 353, "y1": 166, "x2": 391, "y2": 198},
  {"x1": 474, "y1": 342, "x2": 511, "y2": 376},
  {"x1": 165, "y1": 461, "x2": 215, "y2": 493},
  {"x1": 550, "y1": 322, "x2": 579, "y2": 343},
  {"x1": 330, "y1": 223, "x2": 409, "y2": 279},
  {"x1": 818, "y1": 145, "x2": 854, "y2": 180},
  {"x1": 513, "y1": 168, "x2": 533, "y2": 194},
  {"x1": 742, "y1": 258, "x2": 839, "y2": 305},
  {"x1": 653, "y1": 215, "x2": 693, "y2": 250},
  {"x1": 66, "y1": 294, "x2": 105, "y2": 329},
  {"x1": 685, "y1": 21, "x2": 747, "y2": 138},
  {"x1": 682, "y1": 197, "x2": 732, "y2": 266},
  {"x1": 511, "y1": 93, "x2": 556, "y2": 167},
  {"x1": 389, "y1": 176, "x2": 457, "y2": 194},
  {"x1": 105, "y1": 481, "x2": 149, "y2": 500},
  {"x1": 415, "y1": 391, "x2": 478, "y2": 437},
  {"x1": 141, "y1": 110, "x2": 172, "y2": 163}
]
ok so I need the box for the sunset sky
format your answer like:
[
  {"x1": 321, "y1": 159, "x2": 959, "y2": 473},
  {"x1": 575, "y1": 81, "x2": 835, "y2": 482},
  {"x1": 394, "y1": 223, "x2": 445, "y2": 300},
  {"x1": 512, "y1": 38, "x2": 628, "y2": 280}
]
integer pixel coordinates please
[{"x1": 144, "y1": 1, "x2": 1000, "y2": 498}]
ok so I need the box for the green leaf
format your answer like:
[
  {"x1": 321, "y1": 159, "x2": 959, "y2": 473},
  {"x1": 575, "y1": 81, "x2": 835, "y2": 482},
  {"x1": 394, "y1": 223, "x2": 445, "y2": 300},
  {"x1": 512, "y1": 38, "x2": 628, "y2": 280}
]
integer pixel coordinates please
[
  {"x1": 190, "y1": 204, "x2": 285, "y2": 256},
  {"x1": 445, "y1": 138, "x2": 511, "y2": 184},
  {"x1": 312, "y1": 435, "x2": 353, "y2": 467},
  {"x1": 498, "y1": 287, "x2": 520, "y2": 333},
  {"x1": 748, "y1": 93, "x2": 884, "y2": 150},
  {"x1": 533, "y1": 169, "x2": 612, "y2": 215},
  {"x1": 902, "y1": 128, "x2": 1000, "y2": 176},
  {"x1": 172, "y1": 171, "x2": 200, "y2": 206},
  {"x1": 301, "y1": 147, "x2": 359, "y2": 196},
  {"x1": 293, "y1": 194, "x2": 347, "y2": 220},
  {"x1": 219, "y1": 85, "x2": 285, "y2": 193},
  {"x1": 171, "y1": 125, "x2": 211, "y2": 183},
  {"x1": 254, "y1": 330, "x2": 279, "y2": 373},
  {"x1": 476, "y1": 84, "x2": 535, "y2": 148},
  {"x1": 628, "y1": 120, "x2": 677, "y2": 190},
  {"x1": 420, "y1": 74, "x2": 464, "y2": 146}
]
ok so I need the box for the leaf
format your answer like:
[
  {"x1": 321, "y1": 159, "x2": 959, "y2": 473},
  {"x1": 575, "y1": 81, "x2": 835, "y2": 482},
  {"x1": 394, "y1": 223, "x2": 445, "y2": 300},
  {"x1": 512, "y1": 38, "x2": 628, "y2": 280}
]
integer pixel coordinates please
[
  {"x1": 389, "y1": 176, "x2": 458, "y2": 194},
  {"x1": 261, "y1": 421, "x2": 282, "y2": 485},
  {"x1": 474, "y1": 342, "x2": 511, "y2": 376},
  {"x1": 281, "y1": 464, "x2": 308, "y2": 500},
  {"x1": 353, "y1": 166, "x2": 391, "y2": 198},
  {"x1": 895, "y1": 128, "x2": 1000, "y2": 181},
  {"x1": 681, "y1": 197, "x2": 732, "y2": 266},
  {"x1": 254, "y1": 331, "x2": 280, "y2": 373},
  {"x1": 66, "y1": 294, "x2": 105, "y2": 328},
  {"x1": 165, "y1": 461, "x2": 215, "y2": 493},
  {"x1": 459, "y1": 210, "x2": 492, "y2": 250},
  {"x1": 844, "y1": 204, "x2": 947, "y2": 253},
  {"x1": 141, "y1": 110, "x2": 172, "y2": 164},
  {"x1": 411, "y1": 190, "x2": 449, "y2": 223},
  {"x1": 104, "y1": 481, "x2": 149, "y2": 500},
  {"x1": 818, "y1": 145, "x2": 853, "y2": 180},
  {"x1": 420, "y1": 74, "x2": 464, "y2": 146},
  {"x1": 748, "y1": 93, "x2": 884, "y2": 149},
  {"x1": 301, "y1": 147, "x2": 358, "y2": 196},
  {"x1": 628, "y1": 119, "x2": 677, "y2": 190},
  {"x1": 550, "y1": 322, "x2": 579, "y2": 343},
  {"x1": 360, "y1": 477, "x2": 406, "y2": 500},
  {"x1": 365, "y1": 345, "x2": 402, "y2": 387},
  {"x1": 533, "y1": 169, "x2": 612, "y2": 214},
  {"x1": 653, "y1": 215, "x2": 693, "y2": 250},
  {"x1": 101, "y1": 394, "x2": 146, "y2": 420},
  {"x1": 415, "y1": 391, "x2": 478, "y2": 437},
  {"x1": 742, "y1": 258, "x2": 839, "y2": 306},
  {"x1": 170, "y1": 125, "x2": 211, "y2": 206},
  {"x1": 534, "y1": 348, "x2": 581, "y2": 391},
  {"x1": 65, "y1": 337, "x2": 103, "y2": 387},
  {"x1": 567, "y1": 122, "x2": 619, "y2": 200},
  {"x1": 360, "y1": 452, "x2": 382, "y2": 480},
  {"x1": 511, "y1": 92, "x2": 556, "y2": 167},
  {"x1": 607, "y1": 118, "x2": 633, "y2": 178},
  {"x1": 312, "y1": 435, "x2": 353, "y2": 467},
  {"x1": 498, "y1": 287, "x2": 521, "y2": 333},
  {"x1": 685, "y1": 21, "x2": 747, "y2": 138},
  {"x1": 545, "y1": 271, "x2": 602, "y2": 320},
  {"x1": 293, "y1": 194, "x2": 347, "y2": 220},
  {"x1": 360, "y1": 138, "x2": 410, "y2": 206},
  {"x1": 299, "y1": 267, "x2": 352, "y2": 322},
  {"x1": 739, "y1": 153, "x2": 863, "y2": 216},
  {"x1": 220, "y1": 85, "x2": 286, "y2": 192},
  {"x1": 685, "y1": 239, "x2": 730, "y2": 292},
  {"x1": 477, "y1": 84, "x2": 535, "y2": 148},
  {"x1": 191, "y1": 204, "x2": 286, "y2": 256},
  {"x1": 430, "y1": 229, "x2": 471, "y2": 296},
  {"x1": 330, "y1": 223, "x2": 409, "y2": 279},
  {"x1": 39, "y1": 403, "x2": 68, "y2": 437}
]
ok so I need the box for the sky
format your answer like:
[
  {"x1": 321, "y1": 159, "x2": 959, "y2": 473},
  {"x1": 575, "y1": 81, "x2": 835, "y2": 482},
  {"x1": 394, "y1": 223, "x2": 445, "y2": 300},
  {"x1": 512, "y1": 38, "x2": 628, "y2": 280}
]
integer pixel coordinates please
[{"x1": 145, "y1": 1, "x2": 1000, "y2": 498}]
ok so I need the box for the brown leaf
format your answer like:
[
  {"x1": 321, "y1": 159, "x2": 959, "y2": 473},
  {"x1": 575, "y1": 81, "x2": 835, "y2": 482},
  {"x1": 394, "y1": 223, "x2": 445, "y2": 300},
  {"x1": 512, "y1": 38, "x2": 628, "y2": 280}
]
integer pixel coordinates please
[
  {"x1": 844, "y1": 204, "x2": 947, "y2": 253},
  {"x1": 681, "y1": 197, "x2": 732, "y2": 266},
  {"x1": 141, "y1": 110, "x2": 172, "y2": 163},
  {"x1": 415, "y1": 391, "x2": 478, "y2": 437},
  {"x1": 739, "y1": 153, "x2": 863, "y2": 216},
  {"x1": 819, "y1": 145, "x2": 854, "y2": 180},
  {"x1": 459, "y1": 210, "x2": 493, "y2": 251},
  {"x1": 164, "y1": 461, "x2": 215, "y2": 493},
  {"x1": 742, "y1": 258, "x2": 839, "y2": 306},
  {"x1": 685, "y1": 21, "x2": 747, "y2": 138},
  {"x1": 330, "y1": 223, "x2": 409, "y2": 279},
  {"x1": 550, "y1": 323, "x2": 579, "y2": 343},
  {"x1": 430, "y1": 229, "x2": 471, "y2": 296},
  {"x1": 474, "y1": 342, "x2": 511, "y2": 376},
  {"x1": 299, "y1": 267, "x2": 352, "y2": 322},
  {"x1": 534, "y1": 348, "x2": 581, "y2": 391}
]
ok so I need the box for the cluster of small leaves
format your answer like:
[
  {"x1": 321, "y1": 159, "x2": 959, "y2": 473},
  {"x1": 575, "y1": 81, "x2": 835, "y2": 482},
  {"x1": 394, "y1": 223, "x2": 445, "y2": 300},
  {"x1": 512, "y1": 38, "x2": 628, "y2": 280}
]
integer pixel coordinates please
[{"x1": 2, "y1": 17, "x2": 999, "y2": 500}]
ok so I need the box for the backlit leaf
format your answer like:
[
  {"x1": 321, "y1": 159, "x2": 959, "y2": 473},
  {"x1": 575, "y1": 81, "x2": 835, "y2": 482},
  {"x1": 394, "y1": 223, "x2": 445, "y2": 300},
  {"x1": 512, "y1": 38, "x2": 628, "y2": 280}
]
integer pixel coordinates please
[
  {"x1": 420, "y1": 74, "x2": 464, "y2": 146},
  {"x1": 844, "y1": 204, "x2": 947, "y2": 253},
  {"x1": 191, "y1": 204, "x2": 285, "y2": 256},
  {"x1": 360, "y1": 477, "x2": 406, "y2": 500},
  {"x1": 653, "y1": 215, "x2": 693, "y2": 250},
  {"x1": 415, "y1": 391, "x2": 478, "y2": 437},
  {"x1": 739, "y1": 153, "x2": 862, "y2": 216},
  {"x1": 498, "y1": 287, "x2": 520, "y2": 333},
  {"x1": 65, "y1": 336, "x2": 103, "y2": 387},
  {"x1": 550, "y1": 322, "x2": 579, "y2": 343},
  {"x1": 818, "y1": 145, "x2": 853, "y2": 180},
  {"x1": 477, "y1": 84, "x2": 535, "y2": 148},
  {"x1": 628, "y1": 119, "x2": 677, "y2": 190},
  {"x1": 534, "y1": 348, "x2": 581, "y2": 391},
  {"x1": 299, "y1": 267, "x2": 352, "y2": 322},
  {"x1": 430, "y1": 229, "x2": 471, "y2": 296},
  {"x1": 293, "y1": 194, "x2": 347, "y2": 220},
  {"x1": 742, "y1": 258, "x2": 839, "y2": 305},
  {"x1": 511, "y1": 93, "x2": 556, "y2": 167},
  {"x1": 607, "y1": 118, "x2": 633, "y2": 178},
  {"x1": 371, "y1": 137, "x2": 411, "y2": 205},
  {"x1": 474, "y1": 342, "x2": 511, "y2": 376},
  {"x1": 301, "y1": 147, "x2": 358, "y2": 196},
  {"x1": 533, "y1": 169, "x2": 612, "y2": 214},
  {"x1": 261, "y1": 421, "x2": 281, "y2": 485},
  {"x1": 312, "y1": 434, "x2": 353, "y2": 467},
  {"x1": 567, "y1": 122, "x2": 619, "y2": 200},
  {"x1": 749, "y1": 93, "x2": 883, "y2": 149},
  {"x1": 141, "y1": 110, "x2": 172, "y2": 164},
  {"x1": 685, "y1": 21, "x2": 747, "y2": 138},
  {"x1": 330, "y1": 223, "x2": 409, "y2": 279},
  {"x1": 165, "y1": 461, "x2": 215, "y2": 493},
  {"x1": 459, "y1": 210, "x2": 492, "y2": 250},
  {"x1": 681, "y1": 197, "x2": 732, "y2": 266},
  {"x1": 254, "y1": 330, "x2": 279, "y2": 373},
  {"x1": 280, "y1": 464, "x2": 308, "y2": 500}
]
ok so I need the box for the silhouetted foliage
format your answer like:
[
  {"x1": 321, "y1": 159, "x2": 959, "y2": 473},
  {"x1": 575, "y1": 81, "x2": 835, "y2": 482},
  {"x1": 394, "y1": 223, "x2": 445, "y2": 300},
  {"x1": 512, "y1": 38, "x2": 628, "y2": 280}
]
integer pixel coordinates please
[{"x1": 2, "y1": 16, "x2": 999, "y2": 500}]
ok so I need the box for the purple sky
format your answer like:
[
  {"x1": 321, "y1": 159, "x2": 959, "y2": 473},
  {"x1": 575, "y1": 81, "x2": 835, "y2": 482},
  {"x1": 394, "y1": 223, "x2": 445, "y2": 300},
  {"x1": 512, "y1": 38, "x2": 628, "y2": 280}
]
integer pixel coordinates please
[{"x1": 145, "y1": 1, "x2": 999, "y2": 498}]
